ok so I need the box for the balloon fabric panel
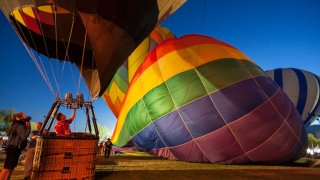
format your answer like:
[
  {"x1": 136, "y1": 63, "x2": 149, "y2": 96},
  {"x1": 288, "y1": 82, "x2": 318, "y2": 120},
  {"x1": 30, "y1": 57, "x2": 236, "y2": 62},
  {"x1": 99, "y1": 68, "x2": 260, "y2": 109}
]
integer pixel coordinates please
[
  {"x1": 103, "y1": 26, "x2": 176, "y2": 117},
  {"x1": 112, "y1": 34, "x2": 307, "y2": 164}
]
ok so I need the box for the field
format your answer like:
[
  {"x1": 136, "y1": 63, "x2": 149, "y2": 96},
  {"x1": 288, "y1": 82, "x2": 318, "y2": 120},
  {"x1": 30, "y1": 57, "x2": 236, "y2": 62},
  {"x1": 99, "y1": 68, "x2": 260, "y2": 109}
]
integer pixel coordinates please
[{"x1": 1, "y1": 152, "x2": 320, "y2": 179}]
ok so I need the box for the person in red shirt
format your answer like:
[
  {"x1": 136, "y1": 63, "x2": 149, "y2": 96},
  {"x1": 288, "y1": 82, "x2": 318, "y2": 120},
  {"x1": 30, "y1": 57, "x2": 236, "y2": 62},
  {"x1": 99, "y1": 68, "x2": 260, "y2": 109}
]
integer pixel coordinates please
[{"x1": 54, "y1": 109, "x2": 76, "y2": 136}]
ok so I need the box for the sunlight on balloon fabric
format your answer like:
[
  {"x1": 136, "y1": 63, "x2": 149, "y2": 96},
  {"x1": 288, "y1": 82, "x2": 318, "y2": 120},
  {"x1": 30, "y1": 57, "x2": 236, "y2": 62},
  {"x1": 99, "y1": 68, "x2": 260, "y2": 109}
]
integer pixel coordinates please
[
  {"x1": 1, "y1": 0, "x2": 186, "y2": 99},
  {"x1": 103, "y1": 26, "x2": 175, "y2": 116},
  {"x1": 112, "y1": 34, "x2": 307, "y2": 164},
  {"x1": 266, "y1": 68, "x2": 320, "y2": 127}
]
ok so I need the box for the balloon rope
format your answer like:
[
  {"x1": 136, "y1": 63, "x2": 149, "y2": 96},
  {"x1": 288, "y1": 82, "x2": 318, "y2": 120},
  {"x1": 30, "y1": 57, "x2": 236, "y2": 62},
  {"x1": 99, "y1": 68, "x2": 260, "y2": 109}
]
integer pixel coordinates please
[
  {"x1": 10, "y1": 10, "x2": 57, "y2": 98},
  {"x1": 54, "y1": 2, "x2": 58, "y2": 63},
  {"x1": 34, "y1": 7, "x2": 51, "y2": 58},
  {"x1": 37, "y1": 55, "x2": 56, "y2": 96},
  {"x1": 68, "y1": 63, "x2": 78, "y2": 91},
  {"x1": 61, "y1": 12, "x2": 77, "y2": 91},
  {"x1": 64, "y1": 11, "x2": 75, "y2": 61},
  {"x1": 22, "y1": 42, "x2": 57, "y2": 98},
  {"x1": 48, "y1": 60, "x2": 61, "y2": 97},
  {"x1": 34, "y1": 6, "x2": 58, "y2": 96},
  {"x1": 89, "y1": 51, "x2": 96, "y2": 101},
  {"x1": 78, "y1": 30, "x2": 88, "y2": 94}
]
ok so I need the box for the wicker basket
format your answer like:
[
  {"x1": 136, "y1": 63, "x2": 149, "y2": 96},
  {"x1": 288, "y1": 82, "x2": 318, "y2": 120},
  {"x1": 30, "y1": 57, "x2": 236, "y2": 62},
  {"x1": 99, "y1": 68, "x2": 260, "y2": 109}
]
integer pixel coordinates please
[{"x1": 31, "y1": 133, "x2": 99, "y2": 180}]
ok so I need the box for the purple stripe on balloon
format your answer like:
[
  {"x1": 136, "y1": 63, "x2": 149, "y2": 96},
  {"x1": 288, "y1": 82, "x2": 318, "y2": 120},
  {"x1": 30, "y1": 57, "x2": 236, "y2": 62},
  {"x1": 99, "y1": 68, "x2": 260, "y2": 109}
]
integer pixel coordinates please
[
  {"x1": 196, "y1": 126, "x2": 244, "y2": 163},
  {"x1": 153, "y1": 111, "x2": 193, "y2": 147},
  {"x1": 229, "y1": 100, "x2": 284, "y2": 152},
  {"x1": 255, "y1": 76, "x2": 280, "y2": 97},
  {"x1": 179, "y1": 95, "x2": 226, "y2": 138},
  {"x1": 220, "y1": 154, "x2": 251, "y2": 164},
  {"x1": 247, "y1": 123, "x2": 298, "y2": 162},
  {"x1": 276, "y1": 139, "x2": 304, "y2": 164},
  {"x1": 211, "y1": 78, "x2": 269, "y2": 123},
  {"x1": 270, "y1": 90, "x2": 292, "y2": 120},
  {"x1": 286, "y1": 106, "x2": 303, "y2": 138},
  {"x1": 169, "y1": 141, "x2": 210, "y2": 162},
  {"x1": 131, "y1": 124, "x2": 166, "y2": 149}
]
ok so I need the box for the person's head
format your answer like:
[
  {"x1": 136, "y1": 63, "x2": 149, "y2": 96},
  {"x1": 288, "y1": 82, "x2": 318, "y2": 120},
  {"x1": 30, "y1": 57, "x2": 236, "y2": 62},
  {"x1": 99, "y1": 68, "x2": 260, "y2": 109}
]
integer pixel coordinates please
[
  {"x1": 12, "y1": 112, "x2": 31, "y2": 122},
  {"x1": 107, "y1": 138, "x2": 111, "y2": 141},
  {"x1": 36, "y1": 122, "x2": 43, "y2": 130},
  {"x1": 56, "y1": 112, "x2": 66, "y2": 121},
  {"x1": 12, "y1": 112, "x2": 27, "y2": 121}
]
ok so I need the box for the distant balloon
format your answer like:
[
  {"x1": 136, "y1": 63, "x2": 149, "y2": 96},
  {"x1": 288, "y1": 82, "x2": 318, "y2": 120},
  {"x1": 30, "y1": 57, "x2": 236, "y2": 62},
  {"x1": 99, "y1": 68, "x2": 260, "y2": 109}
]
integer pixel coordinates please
[
  {"x1": 266, "y1": 68, "x2": 320, "y2": 126},
  {"x1": 103, "y1": 26, "x2": 175, "y2": 116},
  {"x1": 111, "y1": 34, "x2": 307, "y2": 164},
  {"x1": 0, "y1": 0, "x2": 185, "y2": 98}
]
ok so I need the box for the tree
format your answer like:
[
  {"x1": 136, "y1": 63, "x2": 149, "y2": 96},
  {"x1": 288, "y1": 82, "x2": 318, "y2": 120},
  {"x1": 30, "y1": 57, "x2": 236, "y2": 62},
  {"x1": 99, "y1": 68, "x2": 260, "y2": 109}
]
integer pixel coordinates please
[
  {"x1": 97, "y1": 123, "x2": 112, "y2": 141},
  {"x1": 0, "y1": 109, "x2": 16, "y2": 131},
  {"x1": 307, "y1": 133, "x2": 320, "y2": 147}
]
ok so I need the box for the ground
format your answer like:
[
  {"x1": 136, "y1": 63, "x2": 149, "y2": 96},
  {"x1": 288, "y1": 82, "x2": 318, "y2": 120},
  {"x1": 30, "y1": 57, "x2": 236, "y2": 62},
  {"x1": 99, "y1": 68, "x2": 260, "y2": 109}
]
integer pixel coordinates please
[{"x1": 1, "y1": 152, "x2": 320, "y2": 179}]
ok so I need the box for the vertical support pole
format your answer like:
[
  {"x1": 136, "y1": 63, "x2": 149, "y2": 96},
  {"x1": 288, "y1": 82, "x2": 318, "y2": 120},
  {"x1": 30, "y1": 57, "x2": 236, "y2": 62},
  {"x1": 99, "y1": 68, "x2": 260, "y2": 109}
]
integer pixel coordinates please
[
  {"x1": 85, "y1": 106, "x2": 92, "y2": 133},
  {"x1": 47, "y1": 103, "x2": 61, "y2": 131},
  {"x1": 40, "y1": 99, "x2": 59, "y2": 134},
  {"x1": 89, "y1": 104, "x2": 99, "y2": 136}
]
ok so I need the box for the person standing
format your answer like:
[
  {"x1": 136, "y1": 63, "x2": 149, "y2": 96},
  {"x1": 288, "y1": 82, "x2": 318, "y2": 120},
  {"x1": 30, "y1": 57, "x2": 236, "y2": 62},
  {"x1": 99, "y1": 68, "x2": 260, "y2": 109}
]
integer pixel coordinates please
[
  {"x1": 24, "y1": 122, "x2": 42, "y2": 180},
  {"x1": 104, "y1": 138, "x2": 113, "y2": 158},
  {"x1": 0, "y1": 112, "x2": 31, "y2": 180},
  {"x1": 54, "y1": 109, "x2": 76, "y2": 136}
]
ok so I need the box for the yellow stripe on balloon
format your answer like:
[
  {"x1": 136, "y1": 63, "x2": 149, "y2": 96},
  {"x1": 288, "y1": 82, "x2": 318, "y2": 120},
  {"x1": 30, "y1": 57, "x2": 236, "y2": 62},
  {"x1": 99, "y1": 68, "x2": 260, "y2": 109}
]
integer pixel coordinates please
[
  {"x1": 113, "y1": 43, "x2": 252, "y2": 141},
  {"x1": 22, "y1": 7, "x2": 35, "y2": 18},
  {"x1": 108, "y1": 82, "x2": 125, "y2": 104},
  {"x1": 38, "y1": 5, "x2": 53, "y2": 14},
  {"x1": 12, "y1": 9, "x2": 26, "y2": 26},
  {"x1": 128, "y1": 37, "x2": 150, "y2": 82}
]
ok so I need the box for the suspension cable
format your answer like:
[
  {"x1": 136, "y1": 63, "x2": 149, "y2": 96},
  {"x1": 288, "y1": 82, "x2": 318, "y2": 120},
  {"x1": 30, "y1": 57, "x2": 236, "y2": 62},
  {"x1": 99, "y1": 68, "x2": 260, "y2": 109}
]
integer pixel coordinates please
[
  {"x1": 59, "y1": 9, "x2": 77, "y2": 93},
  {"x1": 48, "y1": 60, "x2": 61, "y2": 97},
  {"x1": 54, "y1": 1, "x2": 58, "y2": 63},
  {"x1": 88, "y1": 52, "x2": 96, "y2": 101},
  {"x1": 23, "y1": 42, "x2": 57, "y2": 97},
  {"x1": 34, "y1": 6, "x2": 56, "y2": 96},
  {"x1": 11, "y1": 8, "x2": 57, "y2": 97},
  {"x1": 68, "y1": 62, "x2": 78, "y2": 91},
  {"x1": 77, "y1": 30, "x2": 88, "y2": 94}
]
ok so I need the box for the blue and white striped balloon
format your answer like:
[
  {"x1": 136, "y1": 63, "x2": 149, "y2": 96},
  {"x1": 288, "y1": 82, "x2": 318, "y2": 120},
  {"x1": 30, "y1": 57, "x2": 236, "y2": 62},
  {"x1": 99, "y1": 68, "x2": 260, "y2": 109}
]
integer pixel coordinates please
[{"x1": 266, "y1": 68, "x2": 320, "y2": 126}]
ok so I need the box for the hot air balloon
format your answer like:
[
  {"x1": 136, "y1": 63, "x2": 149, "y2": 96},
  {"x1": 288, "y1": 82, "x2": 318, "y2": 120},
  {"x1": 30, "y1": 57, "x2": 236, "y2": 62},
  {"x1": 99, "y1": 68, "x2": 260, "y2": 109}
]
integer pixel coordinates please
[
  {"x1": 112, "y1": 34, "x2": 307, "y2": 164},
  {"x1": 103, "y1": 26, "x2": 175, "y2": 116},
  {"x1": 266, "y1": 68, "x2": 320, "y2": 126},
  {"x1": 0, "y1": 0, "x2": 186, "y2": 98}
]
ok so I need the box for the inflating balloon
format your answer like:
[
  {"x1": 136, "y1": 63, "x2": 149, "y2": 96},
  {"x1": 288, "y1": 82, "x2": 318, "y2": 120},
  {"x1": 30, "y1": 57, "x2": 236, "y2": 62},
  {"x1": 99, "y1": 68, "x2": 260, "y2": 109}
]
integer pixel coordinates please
[
  {"x1": 0, "y1": 0, "x2": 186, "y2": 98},
  {"x1": 103, "y1": 26, "x2": 175, "y2": 116},
  {"x1": 112, "y1": 34, "x2": 307, "y2": 164},
  {"x1": 266, "y1": 68, "x2": 320, "y2": 126}
]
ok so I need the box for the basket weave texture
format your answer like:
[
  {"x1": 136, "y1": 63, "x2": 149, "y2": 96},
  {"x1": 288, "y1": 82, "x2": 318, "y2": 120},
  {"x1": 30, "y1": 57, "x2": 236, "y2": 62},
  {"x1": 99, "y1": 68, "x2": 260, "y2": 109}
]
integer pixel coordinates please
[{"x1": 32, "y1": 134, "x2": 99, "y2": 180}]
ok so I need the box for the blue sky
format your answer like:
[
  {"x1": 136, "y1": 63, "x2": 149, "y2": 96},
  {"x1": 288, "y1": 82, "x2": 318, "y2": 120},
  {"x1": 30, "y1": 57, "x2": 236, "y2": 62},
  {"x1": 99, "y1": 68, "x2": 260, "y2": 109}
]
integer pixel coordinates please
[{"x1": 1, "y1": 0, "x2": 320, "y2": 132}]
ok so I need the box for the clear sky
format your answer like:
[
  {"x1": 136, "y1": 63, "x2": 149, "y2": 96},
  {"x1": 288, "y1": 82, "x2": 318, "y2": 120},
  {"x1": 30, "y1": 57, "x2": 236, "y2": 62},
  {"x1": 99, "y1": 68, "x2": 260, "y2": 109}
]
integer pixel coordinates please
[{"x1": 1, "y1": 0, "x2": 320, "y2": 132}]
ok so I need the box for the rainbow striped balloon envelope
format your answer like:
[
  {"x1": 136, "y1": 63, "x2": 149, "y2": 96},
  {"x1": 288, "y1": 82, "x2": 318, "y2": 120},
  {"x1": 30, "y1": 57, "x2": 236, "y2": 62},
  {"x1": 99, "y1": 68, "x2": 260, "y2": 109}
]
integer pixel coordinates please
[
  {"x1": 112, "y1": 34, "x2": 307, "y2": 164},
  {"x1": 103, "y1": 26, "x2": 175, "y2": 117},
  {"x1": 266, "y1": 68, "x2": 320, "y2": 126}
]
